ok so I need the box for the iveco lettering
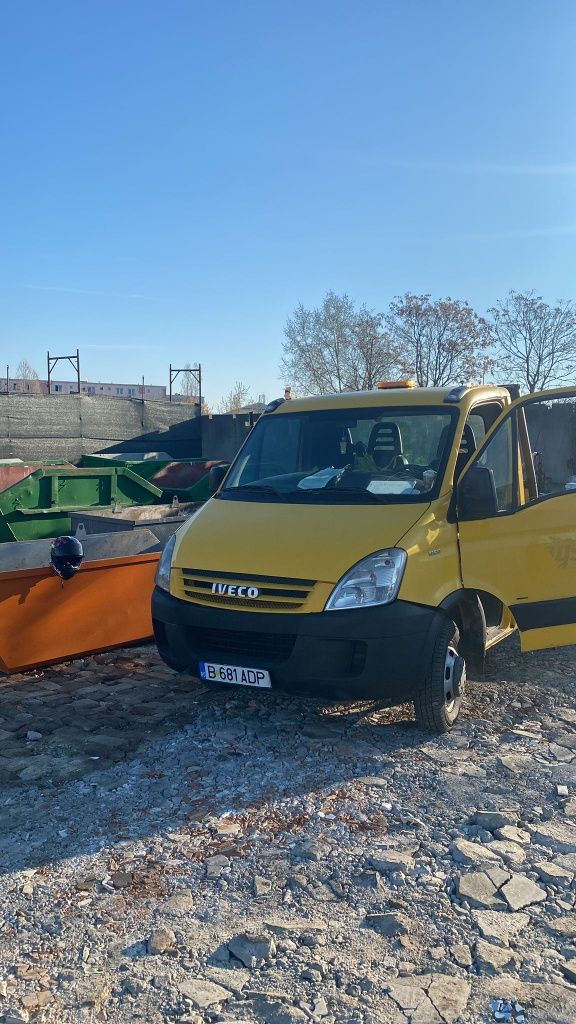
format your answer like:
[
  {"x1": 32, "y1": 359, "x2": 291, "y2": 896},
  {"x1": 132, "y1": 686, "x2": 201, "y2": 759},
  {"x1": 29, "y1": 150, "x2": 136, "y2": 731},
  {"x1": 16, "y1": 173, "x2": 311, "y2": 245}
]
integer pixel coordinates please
[
  {"x1": 211, "y1": 584, "x2": 260, "y2": 599},
  {"x1": 153, "y1": 381, "x2": 576, "y2": 732}
]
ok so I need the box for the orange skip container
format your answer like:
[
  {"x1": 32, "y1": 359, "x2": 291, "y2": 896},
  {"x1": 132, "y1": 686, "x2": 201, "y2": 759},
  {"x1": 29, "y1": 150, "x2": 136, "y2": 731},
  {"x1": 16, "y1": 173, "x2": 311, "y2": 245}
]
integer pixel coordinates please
[{"x1": 0, "y1": 530, "x2": 167, "y2": 674}]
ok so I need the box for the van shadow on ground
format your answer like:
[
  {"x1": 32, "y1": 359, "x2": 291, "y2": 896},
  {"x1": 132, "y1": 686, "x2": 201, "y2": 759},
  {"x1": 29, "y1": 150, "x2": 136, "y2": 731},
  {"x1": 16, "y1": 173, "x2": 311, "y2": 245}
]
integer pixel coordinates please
[{"x1": 0, "y1": 636, "x2": 574, "y2": 876}]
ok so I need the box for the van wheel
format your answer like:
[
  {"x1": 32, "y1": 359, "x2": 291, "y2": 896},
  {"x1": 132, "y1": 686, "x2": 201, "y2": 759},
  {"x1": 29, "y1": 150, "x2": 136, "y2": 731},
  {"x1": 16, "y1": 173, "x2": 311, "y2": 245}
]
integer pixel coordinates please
[{"x1": 414, "y1": 620, "x2": 465, "y2": 733}]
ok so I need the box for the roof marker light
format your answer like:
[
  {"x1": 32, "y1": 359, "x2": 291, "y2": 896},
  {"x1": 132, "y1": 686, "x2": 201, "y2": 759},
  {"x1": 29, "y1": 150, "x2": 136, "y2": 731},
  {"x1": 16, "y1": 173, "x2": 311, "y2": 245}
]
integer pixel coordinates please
[{"x1": 376, "y1": 379, "x2": 416, "y2": 390}]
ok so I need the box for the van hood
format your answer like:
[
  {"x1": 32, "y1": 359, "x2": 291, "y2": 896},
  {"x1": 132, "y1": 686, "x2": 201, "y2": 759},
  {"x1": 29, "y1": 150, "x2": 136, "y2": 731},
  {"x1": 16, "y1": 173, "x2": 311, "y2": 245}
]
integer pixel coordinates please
[{"x1": 173, "y1": 497, "x2": 428, "y2": 584}]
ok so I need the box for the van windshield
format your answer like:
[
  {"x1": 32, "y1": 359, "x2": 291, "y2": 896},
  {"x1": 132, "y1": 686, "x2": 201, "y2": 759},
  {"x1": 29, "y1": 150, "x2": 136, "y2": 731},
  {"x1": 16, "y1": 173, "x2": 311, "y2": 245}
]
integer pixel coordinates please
[{"x1": 220, "y1": 406, "x2": 457, "y2": 504}]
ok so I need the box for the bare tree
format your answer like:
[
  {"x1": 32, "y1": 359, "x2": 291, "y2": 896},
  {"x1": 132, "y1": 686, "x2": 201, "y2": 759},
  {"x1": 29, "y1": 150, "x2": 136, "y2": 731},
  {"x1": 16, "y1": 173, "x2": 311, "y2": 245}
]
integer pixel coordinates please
[
  {"x1": 177, "y1": 363, "x2": 200, "y2": 403},
  {"x1": 217, "y1": 381, "x2": 253, "y2": 413},
  {"x1": 489, "y1": 290, "x2": 576, "y2": 392},
  {"x1": 280, "y1": 291, "x2": 396, "y2": 394},
  {"x1": 385, "y1": 293, "x2": 494, "y2": 387},
  {"x1": 16, "y1": 359, "x2": 42, "y2": 393}
]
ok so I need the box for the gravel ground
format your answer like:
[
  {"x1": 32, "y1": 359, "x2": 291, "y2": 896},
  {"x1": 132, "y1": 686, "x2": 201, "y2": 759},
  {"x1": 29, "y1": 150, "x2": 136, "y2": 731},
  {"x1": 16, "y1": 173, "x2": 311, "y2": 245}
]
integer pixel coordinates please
[{"x1": 1, "y1": 637, "x2": 576, "y2": 1023}]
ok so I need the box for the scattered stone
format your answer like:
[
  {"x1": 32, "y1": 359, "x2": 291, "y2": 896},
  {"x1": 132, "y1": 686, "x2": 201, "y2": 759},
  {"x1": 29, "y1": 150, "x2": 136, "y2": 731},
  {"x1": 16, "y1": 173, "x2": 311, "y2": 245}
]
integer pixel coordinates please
[
  {"x1": 111, "y1": 870, "x2": 132, "y2": 889},
  {"x1": 451, "y1": 943, "x2": 473, "y2": 967},
  {"x1": 164, "y1": 892, "x2": 195, "y2": 912},
  {"x1": 228, "y1": 931, "x2": 276, "y2": 967},
  {"x1": 148, "y1": 926, "x2": 177, "y2": 954},
  {"x1": 254, "y1": 875, "x2": 272, "y2": 896},
  {"x1": 206, "y1": 855, "x2": 230, "y2": 879}
]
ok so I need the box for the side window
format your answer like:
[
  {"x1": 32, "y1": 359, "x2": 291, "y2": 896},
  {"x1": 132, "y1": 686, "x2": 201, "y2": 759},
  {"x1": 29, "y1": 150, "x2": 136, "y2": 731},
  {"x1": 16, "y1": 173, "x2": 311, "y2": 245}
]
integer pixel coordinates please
[
  {"x1": 455, "y1": 404, "x2": 502, "y2": 483},
  {"x1": 476, "y1": 415, "x2": 515, "y2": 512},
  {"x1": 521, "y1": 395, "x2": 576, "y2": 506}
]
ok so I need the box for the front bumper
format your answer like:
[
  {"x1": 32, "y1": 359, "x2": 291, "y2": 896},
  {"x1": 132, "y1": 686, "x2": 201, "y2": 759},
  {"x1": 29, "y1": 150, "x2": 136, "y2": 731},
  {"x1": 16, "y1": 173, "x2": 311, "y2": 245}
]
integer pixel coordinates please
[{"x1": 152, "y1": 587, "x2": 445, "y2": 703}]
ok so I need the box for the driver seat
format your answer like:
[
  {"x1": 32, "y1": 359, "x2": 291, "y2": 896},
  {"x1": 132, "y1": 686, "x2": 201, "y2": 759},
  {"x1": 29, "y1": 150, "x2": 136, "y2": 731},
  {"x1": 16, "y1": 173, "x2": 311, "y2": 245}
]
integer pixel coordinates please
[{"x1": 367, "y1": 421, "x2": 407, "y2": 470}]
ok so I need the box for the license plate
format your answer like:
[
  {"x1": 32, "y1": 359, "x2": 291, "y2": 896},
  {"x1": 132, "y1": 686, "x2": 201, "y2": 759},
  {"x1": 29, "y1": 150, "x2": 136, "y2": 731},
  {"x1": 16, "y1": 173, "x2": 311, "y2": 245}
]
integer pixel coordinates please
[{"x1": 199, "y1": 661, "x2": 272, "y2": 688}]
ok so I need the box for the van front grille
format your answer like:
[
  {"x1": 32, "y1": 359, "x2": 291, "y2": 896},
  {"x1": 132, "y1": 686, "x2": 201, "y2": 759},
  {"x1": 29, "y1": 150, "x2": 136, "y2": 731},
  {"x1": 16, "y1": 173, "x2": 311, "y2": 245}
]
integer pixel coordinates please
[{"x1": 174, "y1": 567, "x2": 316, "y2": 612}]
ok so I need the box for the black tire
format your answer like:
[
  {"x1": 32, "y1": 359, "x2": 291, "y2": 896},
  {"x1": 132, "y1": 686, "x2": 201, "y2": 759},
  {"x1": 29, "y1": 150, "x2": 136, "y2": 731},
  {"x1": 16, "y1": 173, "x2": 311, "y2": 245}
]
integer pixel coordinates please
[{"x1": 414, "y1": 620, "x2": 465, "y2": 733}]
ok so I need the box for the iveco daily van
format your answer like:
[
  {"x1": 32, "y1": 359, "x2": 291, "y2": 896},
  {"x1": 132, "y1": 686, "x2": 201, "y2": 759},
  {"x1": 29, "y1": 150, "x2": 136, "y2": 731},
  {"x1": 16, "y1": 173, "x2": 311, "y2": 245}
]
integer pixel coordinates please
[{"x1": 152, "y1": 382, "x2": 576, "y2": 731}]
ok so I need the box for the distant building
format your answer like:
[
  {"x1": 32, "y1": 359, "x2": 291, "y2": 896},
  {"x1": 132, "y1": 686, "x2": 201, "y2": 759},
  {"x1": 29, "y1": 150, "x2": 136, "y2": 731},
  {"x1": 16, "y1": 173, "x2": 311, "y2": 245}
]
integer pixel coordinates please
[
  {"x1": 3, "y1": 377, "x2": 168, "y2": 400},
  {"x1": 237, "y1": 400, "x2": 267, "y2": 415}
]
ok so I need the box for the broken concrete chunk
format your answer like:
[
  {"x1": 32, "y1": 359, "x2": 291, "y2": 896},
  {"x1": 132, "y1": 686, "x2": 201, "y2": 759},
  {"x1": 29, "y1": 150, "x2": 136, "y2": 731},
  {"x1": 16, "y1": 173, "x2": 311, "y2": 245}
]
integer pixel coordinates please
[
  {"x1": 487, "y1": 840, "x2": 528, "y2": 865},
  {"x1": 534, "y1": 860, "x2": 574, "y2": 885},
  {"x1": 485, "y1": 866, "x2": 512, "y2": 888},
  {"x1": 472, "y1": 910, "x2": 530, "y2": 946},
  {"x1": 364, "y1": 912, "x2": 411, "y2": 937},
  {"x1": 450, "y1": 838, "x2": 503, "y2": 867},
  {"x1": 457, "y1": 871, "x2": 507, "y2": 910},
  {"x1": 370, "y1": 849, "x2": 416, "y2": 873},
  {"x1": 497, "y1": 754, "x2": 531, "y2": 775},
  {"x1": 500, "y1": 874, "x2": 546, "y2": 911},
  {"x1": 475, "y1": 938, "x2": 516, "y2": 972},
  {"x1": 179, "y1": 978, "x2": 231, "y2": 1009},
  {"x1": 228, "y1": 931, "x2": 276, "y2": 967},
  {"x1": 265, "y1": 918, "x2": 327, "y2": 936},
  {"x1": 527, "y1": 819, "x2": 576, "y2": 853},
  {"x1": 494, "y1": 825, "x2": 531, "y2": 845},
  {"x1": 473, "y1": 810, "x2": 518, "y2": 831},
  {"x1": 427, "y1": 975, "x2": 471, "y2": 1021},
  {"x1": 550, "y1": 913, "x2": 576, "y2": 938}
]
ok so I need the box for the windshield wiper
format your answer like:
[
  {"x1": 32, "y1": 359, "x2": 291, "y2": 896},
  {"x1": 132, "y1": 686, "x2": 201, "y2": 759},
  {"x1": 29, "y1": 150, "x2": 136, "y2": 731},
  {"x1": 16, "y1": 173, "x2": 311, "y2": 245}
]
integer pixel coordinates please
[{"x1": 223, "y1": 483, "x2": 292, "y2": 500}]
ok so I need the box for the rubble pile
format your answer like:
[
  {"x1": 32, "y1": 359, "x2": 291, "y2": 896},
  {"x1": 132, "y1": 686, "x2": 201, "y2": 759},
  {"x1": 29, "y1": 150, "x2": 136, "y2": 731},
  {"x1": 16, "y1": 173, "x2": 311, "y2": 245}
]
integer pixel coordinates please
[{"x1": 0, "y1": 640, "x2": 576, "y2": 1022}]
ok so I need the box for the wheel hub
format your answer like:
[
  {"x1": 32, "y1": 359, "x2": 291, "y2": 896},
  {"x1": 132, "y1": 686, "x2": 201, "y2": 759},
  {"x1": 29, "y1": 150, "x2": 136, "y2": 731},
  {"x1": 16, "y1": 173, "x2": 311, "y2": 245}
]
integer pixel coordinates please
[{"x1": 444, "y1": 646, "x2": 466, "y2": 709}]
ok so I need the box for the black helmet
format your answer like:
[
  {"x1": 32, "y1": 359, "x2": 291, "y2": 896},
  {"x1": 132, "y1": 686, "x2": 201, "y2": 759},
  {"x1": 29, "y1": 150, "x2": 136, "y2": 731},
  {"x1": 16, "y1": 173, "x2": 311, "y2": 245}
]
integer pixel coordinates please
[{"x1": 50, "y1": 535, "x2": 84, "y2": 581}]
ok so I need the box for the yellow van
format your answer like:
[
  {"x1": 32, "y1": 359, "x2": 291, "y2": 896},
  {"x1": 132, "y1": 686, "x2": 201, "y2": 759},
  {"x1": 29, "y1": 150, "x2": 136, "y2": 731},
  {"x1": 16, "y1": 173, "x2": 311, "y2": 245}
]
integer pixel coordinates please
[{"x1": 152, "y1": 382, "x2": 576, "y2": 732}]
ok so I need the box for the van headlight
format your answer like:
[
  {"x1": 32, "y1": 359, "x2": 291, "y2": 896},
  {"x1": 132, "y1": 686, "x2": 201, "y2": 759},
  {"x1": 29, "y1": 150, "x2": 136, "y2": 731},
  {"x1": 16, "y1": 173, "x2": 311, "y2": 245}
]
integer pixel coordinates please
[
  {"x1": 155, "y1": 534, "x2": 177, "y2": 593},
  {"x1": 325, "y1": 549, "x2": 407, "y2": 611}
]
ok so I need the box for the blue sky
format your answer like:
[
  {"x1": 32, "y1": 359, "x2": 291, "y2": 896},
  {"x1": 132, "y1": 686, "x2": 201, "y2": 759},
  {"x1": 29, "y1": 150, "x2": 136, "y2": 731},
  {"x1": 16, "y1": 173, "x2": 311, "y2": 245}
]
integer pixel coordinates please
[{"x1": 1, "y1": 1, "x2": 575, "y2": 406}]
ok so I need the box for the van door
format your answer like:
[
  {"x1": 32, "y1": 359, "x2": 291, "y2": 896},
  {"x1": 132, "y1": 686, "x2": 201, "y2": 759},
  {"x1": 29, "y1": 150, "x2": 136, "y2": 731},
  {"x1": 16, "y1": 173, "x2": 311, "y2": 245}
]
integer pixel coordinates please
[{"x1": 456, "y1": 388, "x2": 576, "y2": 652}]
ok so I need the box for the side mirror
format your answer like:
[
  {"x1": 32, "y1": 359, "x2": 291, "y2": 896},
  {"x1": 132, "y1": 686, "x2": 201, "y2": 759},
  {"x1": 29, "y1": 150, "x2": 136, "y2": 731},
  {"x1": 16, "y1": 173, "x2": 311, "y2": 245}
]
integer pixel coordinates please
[
  {"x1": 209, "y1": 464, "x2": 229, "y2": 495},
  {"x1": 457, "y1": 465, "x2": 498, "y2": 520}
]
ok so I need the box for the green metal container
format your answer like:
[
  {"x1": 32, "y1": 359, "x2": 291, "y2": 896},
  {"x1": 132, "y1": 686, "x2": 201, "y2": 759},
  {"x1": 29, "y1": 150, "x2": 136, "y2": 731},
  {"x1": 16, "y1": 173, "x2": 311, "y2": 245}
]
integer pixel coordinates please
[
  {"x1": 81, "y1": 454, "x2": 218, "y2": 503},
  {"x1": 0, "y1": 466, "x2": 163, "y2": 542}
]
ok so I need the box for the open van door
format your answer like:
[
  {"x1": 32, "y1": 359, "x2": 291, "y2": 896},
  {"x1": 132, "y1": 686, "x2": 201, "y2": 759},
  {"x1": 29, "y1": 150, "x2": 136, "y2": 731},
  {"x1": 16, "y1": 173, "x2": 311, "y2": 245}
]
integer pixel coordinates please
[{"x1": 456, "y1": 387, "x2": 576, "y2": 652}]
